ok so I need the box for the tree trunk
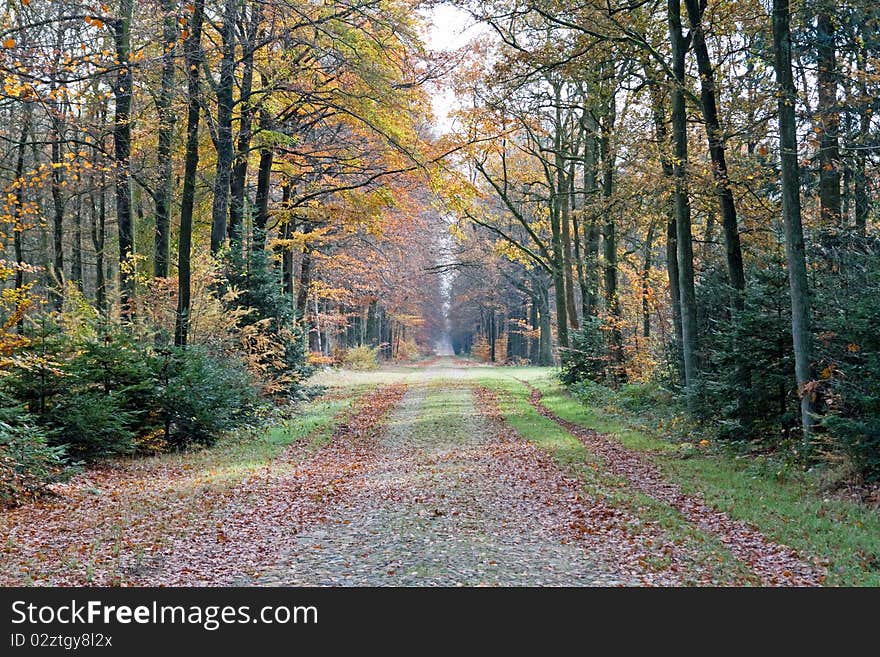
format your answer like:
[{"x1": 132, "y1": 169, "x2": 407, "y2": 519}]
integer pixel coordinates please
[
  {"x1": 281, "y1": 185, "x2": 294, "y2": 297},
  {"x1": 646, "y1": 67, "x2": 683, "y2": 367},
  {"x1": 816, "y1": 9, "x2": 842, "y2": 230},
  {"x1": 537, "y1": 281, "x2": 553, "y2": 366},
  {"x1": 669, "y1": 0, "x2": 700, "y2": 411},
  {"x1": 13, "y1": 109, "x2": 30, "y2": 296},
  {"x1": 773, "y1": 0, "x2": 816, "y2": 445},
  {"x1": 114, "y1": 0, "x2": 135, "y2": 315},
  {"x1": 175, "y1": 0, "x2": 205, "y2": 348},
  {"x1": 91, "y1": 173, "x2": 108, "y2": 315},
  {"x1": 209, "y1": 0, "x2": 238, "y2": 256},
  {"x1": 229, "y1": 2, "x2": 262, "y2": 253},
  {"x1": 50, "y1": 125, "x2": 65, "y2": 310},
  {"x1": 600, "y1": 105, "x2": 624, "y2": 379},
  {"x1": 252, "y1": 105, "x2": 273, "y2": 252},
  {"x1": 642, "y1": 219, "x2": 656, "y2": 339},
  {"x1": 366, "y1": 299, "x2": 380, "y2": 347},
  {"x1": 72, "y1": 197, "x2": 83, "y2": 291},
  {"x1": 153, "y1": 0, "x2": 177, "y2": 278},
  {"x1": 854, "y1": 38, "x2": 870, "y2": 235},
  {"x1": 554, "y1": 98, "x2": 579, "y2": 330},
  {"x1": 582, "y1": 126, "x2": 600, "y2": 316},
  {"x1": 684, "y1": 0, "x2": 751, "y2": 427}
]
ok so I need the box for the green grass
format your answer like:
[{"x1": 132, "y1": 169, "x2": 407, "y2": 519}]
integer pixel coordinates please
[
  {"x1": 478, "y1": 375, "x2": 757, "y2": 585},
  {"x1": 144, "y1": 394, "x2": 356, "y2": 487},
  {"x1": 527, "y1": 373, "x2": 880, "y2": 586}
]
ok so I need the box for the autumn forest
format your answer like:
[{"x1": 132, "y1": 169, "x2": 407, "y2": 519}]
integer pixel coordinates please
[{"x1": 0, "y1": 0, "x2": 879, "y2": 587}]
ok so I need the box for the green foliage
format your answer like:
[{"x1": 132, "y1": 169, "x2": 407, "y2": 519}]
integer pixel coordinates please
[
  {"x1": 696, "y1": 260, "x2": 799, "y2": 442},
  {"x1": 342, "y1": 345, "x2": 379, "y2": 370},
  {"x1": 223, "y1": 246, "x2": 312, "y2": 397},
  {"x1": 151, "y1": 347, "x2": 258, "y2": 448},
  {"x1": 559, "y1": 315, "x2": 609, "y2": 385},
  {"x1": 814, "y1": 245, "x2": 880, "y2": 481},
  {"x1": 0, "y1": 317, "x2": 260, "y2": 460},
  {"x1": 50, "y1": 391, "x2": 138, "y2": 459},
  {"x1": 0, "y1": 403, "x2": 65, "y2": 506}
]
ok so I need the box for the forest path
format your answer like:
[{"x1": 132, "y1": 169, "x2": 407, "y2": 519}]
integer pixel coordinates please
[
  {"x1": 251, "y1": 374, "x2": 631, "y2": 585},
  {"x1": 0, "y1": 358, "x2": 822, "y2": 586}
]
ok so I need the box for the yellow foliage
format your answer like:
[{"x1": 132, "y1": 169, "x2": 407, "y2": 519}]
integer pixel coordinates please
[{"x1": 471, "y1": 334, "x2": 491, "y2": 362}]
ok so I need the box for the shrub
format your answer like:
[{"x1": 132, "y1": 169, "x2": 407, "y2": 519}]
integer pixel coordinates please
[
  {"x1": 342, "y1": 345, "x2": 379, "y2": 370},
  {"x1": 696, "y1": 260, "x2": 798, "y2": 441},
  {"x1": 395, "y1": 338, "x2": 421, "y2": 362},
  {"x1": 471, "y1": 335, "x2": 491, "y2": 362},
  {"x1": 0, "y1": 404, "x2": 65, "y2": 506},
  {"x1": 150, "y1": 347, "x2": 257, "y2": 448},
  {"x1": 559, "y1": 315, "x2": 609, "y2": 385},
  {"x1": 49, "y1": 390, "x2": 138, "y2": 459},
  {"x1": 223, "y1": 247, "x2": 312, "y2": 397},
  {"x1": 814, "y1": 246, "x2": 880, "y2": 481}
]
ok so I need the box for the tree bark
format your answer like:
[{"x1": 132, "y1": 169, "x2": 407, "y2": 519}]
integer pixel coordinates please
[
  {"x1": 72, "y1": 197, "x2": 83, "y2": 291},
  {"x1": 13, "y1": 109, "x2": 30, "y2": 296},
  {"x1": 773, "y1": 0, "x2": 816, "y2": 444},
  {"x1": 252, "y1": 104, "x2": 273, "y2": 253},
  {"x1": 175, "y1": 0, "x2": 205, "y2": 348},
  {"x1": 280, "y1": 185, "x2": 294, "y2": 297},
  {"x1": 684, "y1": 0, "x2": 751, "y2": 428},
  {"x1": 229, "y1": 2, "x2": 262, "y2": 253},
  {"x1": 669, "y1": 0, "x2": 699, "y2": 411},
  {"x1": 209, "y1": 0, "x2": 239, "y2": 255},
  {"x1": 600, "y1": 100, "x2": 624, "y2": 379},
  {"x1": 642, "y1": 219, "x2": 656, "y2": 339},
  {"x1": 816, "y1": 8, "x2": 842, "y2": 230},
  {"x1": 114, "y1": 0, "x2": 135, "y2": 315},
  {"x1": 582, "y1": 124, "x2": 600, "y2": 316},
  {"x1": 50, "y1": 123, "x2": 65, "y2": 310},
  {"x1": 537, "y1": 280, "x2": 553, "y2": 366},
  {"x1": 153, "y1": 0, "x2": 177, "y2": 278},
  {"x1": 645, "y1": 66, "x2": 683, "y2": 366},
  {"x1": 854, "y1": 38, "x2": 870, "y2": 235}
]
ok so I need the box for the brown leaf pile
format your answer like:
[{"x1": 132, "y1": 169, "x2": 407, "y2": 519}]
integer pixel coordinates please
[
  {"x1": 150, "y1": 383, "x2": 408, "y2": 586},
  {"x1": 475, "y1": 387, "x2": 713, "y2": 586},
  {"x1": 527, "y1": 387, "x2": 826, "y2": 586},
  {"x1": 0, "y1": 385, "x2": 406, "y2": 586}
]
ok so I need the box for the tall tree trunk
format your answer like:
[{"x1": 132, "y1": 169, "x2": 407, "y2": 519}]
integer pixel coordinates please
[
  {"x1": 72, "y1": 197, "x2": 83, "y2": 291},
  {"x1": 528, "y1": 290, "x2": 539, "y2": 363},
  {"x1": 537, "y1": 280, "x2": 553, "y2": 366},
  {"x1": 854, "y1": 38, "x2": 870, "y2": 235},
  {"x1": 600, "y1": 104, "x2": 624, "y2": 379},
  {"x1": 645, "y1": 66, "x2": 683, "y2": 366},
  {"x1": 669, "y1": 0, "x2": 699, "y2": 411},
  {"x1": 175, "y1": 0, "x2": 205, "y2": 348},
  {"x1": 154, "y1": 0, "x2": 177, "y2": 278},
  {"x1": 773, "y1": 0, "x2": 816, "y2": 444},
  {"x1": 642, "y1": 219, "x2": 656, "y2": 339},
  {"x1": 366, "y1": 299, "x2": 380, "y2": 347},
  {"x1": 296, "y1": 239, "x2": 319, "y2": 352},
  {"x1": 229, "y1": 2, "x2": 262, "y2": 254},
  {"x1": 13, "y1": 109, "x2": 30, "y2": 296},
  {"x1": 554, "y1": 91, "x2": 579, "y2": 331},
  {"x1": 816, "y1": 8, "x2": 842, "y2": 230},
  {"x1": 209, "y1": 0, "x2": 238, "y2": 255},
  {"x1": 582, "y1": 126, "x2": 600, "y2": 316},
  {"x1": 571, "y1": 162, "x2": 587, "y2": 319},
  {"x1": 281, "y1": 185, "x2": 294, "y2": 297},
  {"x1": 90, "y1": 177, "x2": 108, "y2": 315},
  {"x1": 560, "y1": 170, "x2": 578, "y2": 330},
  {"x1": 50, "y1": 124, "x2": 65, "y2": 310},
  {"x1": 684, "y1": 0, "x2": 751, "y2": 427},
  {"x1": 252, "y1": 104, "x2": 273, "y2": 253},
  {"x1": 114, "y1": 0, "x2": 135, "y2": 315}
]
